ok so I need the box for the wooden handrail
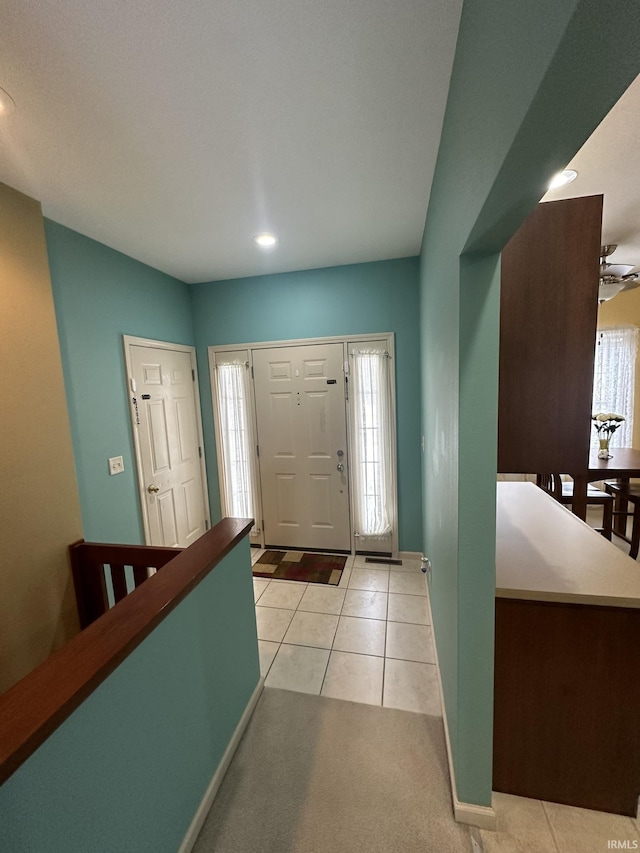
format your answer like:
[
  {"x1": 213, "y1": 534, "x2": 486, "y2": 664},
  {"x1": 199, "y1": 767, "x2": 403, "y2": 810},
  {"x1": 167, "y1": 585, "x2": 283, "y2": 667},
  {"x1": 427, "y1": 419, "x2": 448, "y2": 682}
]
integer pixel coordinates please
[
  {"x1": 0, "y1": 517, "x2": 253, "y2": 785},
  {"x1": 70, "y1": 540, "x2": 183, "y2": 627}
]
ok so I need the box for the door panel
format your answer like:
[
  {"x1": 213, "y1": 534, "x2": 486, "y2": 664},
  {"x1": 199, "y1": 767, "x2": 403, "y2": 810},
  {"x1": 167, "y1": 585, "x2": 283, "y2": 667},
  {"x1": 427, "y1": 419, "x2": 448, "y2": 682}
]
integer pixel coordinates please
[
  {"x1": 130, "y1": 344, "x2": 208, "y2": 547},
  {"x1": 306, "y1": 392, "x2": 332, "y2": 455},
  {"x1": 147, "y1": 398, "x2": 171, "y2": 473},
  {"x1": 253, "y1": 342, "x2": 350, "y2": 551},
  {"x1": 175, "y1": 396, "x2": 197, "y2": 463},
  {"x1": 182, "y1": 477, "x2": 202, "y2": 535},
  {"x1": 309, "y1": 475, "x2": 333, "y2": 527},
  {"x1": 276, "y1": 474, "x2": 298, "y2": 526},
  {"x1": 157, "y1": 492, "x2": 178, "y2": 545}
]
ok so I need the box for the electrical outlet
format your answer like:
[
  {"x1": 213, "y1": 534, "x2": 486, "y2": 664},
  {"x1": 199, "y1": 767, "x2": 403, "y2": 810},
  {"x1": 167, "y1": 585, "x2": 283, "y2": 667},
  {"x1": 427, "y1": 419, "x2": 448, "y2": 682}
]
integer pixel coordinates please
[{"x1": 108, "y1": 455, "x2": 124, "y2": 475}]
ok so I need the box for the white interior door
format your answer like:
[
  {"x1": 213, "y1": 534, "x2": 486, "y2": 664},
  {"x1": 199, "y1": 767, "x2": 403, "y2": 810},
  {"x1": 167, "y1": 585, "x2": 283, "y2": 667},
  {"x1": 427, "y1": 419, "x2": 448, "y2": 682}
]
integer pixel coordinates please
[
  {"x1": 128, "y1": 341, "x2": 209, "y2": 547},
  {"x1": 253, "y1": 342, "x2": 350, "y2": 551}
]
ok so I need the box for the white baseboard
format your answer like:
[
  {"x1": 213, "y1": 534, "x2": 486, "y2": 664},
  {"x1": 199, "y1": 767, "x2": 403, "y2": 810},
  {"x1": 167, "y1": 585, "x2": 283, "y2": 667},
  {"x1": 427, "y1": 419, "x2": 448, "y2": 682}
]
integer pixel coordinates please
[
  {"x1": 424, "y1": 592, "x2": 497, "y2": 833},
  {"x1": 179, "y1": 677, "x2": 265, "y2": 853},
  {"x1": 454, "y1": 800, "x2": 496, "y2": 831}
]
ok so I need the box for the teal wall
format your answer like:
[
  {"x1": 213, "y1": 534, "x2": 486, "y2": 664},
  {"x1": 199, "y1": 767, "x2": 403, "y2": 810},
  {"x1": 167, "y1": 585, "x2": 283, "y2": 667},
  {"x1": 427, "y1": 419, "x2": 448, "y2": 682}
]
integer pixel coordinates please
[
  {"x1": 190, "y1": 257, "x2": 422, "y2": 551},
  {"x1": 45, "y1": 221, "x2": 195, "y2": 543},
  {"x1": 0, "y1": 536, "x2": 260, "y2": 853},
  {"x1": 421, "y1": 0, "x2": 640, "y2": 806},
  {"x1": 45, "y1": 225, "x2": 420, "y2": 549}
]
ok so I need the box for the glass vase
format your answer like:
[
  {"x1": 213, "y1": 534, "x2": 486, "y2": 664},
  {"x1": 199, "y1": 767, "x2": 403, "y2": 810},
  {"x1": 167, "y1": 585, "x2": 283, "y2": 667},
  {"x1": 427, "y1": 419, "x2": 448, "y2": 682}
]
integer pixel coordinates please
[{"x1": 597, "y1": 437, "x2": 612, "y2": 459}]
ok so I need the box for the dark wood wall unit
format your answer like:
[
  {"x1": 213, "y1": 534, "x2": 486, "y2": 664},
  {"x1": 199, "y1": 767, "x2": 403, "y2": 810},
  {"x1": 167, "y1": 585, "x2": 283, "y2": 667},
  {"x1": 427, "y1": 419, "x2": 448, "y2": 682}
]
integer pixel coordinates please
[
  {"x1": 493, "y1": 596, "x2": 640, "y2": 816},
  {"x1": 498, "y1": 195, "x2": 603, "y2": 473}
]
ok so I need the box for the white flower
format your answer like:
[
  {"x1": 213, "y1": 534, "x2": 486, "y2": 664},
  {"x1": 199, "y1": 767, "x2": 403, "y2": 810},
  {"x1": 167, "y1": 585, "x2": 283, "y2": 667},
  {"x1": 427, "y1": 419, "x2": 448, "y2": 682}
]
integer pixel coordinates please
[
  {"x1": 592, "y1": 412, "x2": 625, "y2": 422},
  {"x1": 591, "y1": 412, "x2": 625, "y2": 437}
]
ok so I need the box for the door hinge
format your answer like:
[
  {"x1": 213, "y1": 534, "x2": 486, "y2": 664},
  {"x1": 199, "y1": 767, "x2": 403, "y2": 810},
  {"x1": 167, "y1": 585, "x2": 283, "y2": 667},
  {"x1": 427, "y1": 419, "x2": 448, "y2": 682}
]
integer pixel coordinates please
[
  {"x1": 198, "y1": 446, "x2": 202, "y2": 458},
  {"x1": 251, "y1": 365, "x2": 254, "y2": 379},
  {"x1": 262, "y1": 519, "x2": 265, "y2": 530},
  {"x1": 205, "y1": 519, "x2": 210, "y2": 530},
  {"x1": 191, "y1": 368, "x2": 195, "y2": 381},
  {"x1": 256, "y1": 444, "x2": 260, "y2": 457}
]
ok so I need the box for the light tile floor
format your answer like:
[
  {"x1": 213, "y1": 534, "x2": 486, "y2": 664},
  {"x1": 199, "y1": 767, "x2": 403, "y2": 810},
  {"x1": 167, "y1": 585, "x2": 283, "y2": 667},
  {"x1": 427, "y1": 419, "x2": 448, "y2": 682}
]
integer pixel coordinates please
[
  {"x1": 482, "y1": 793, "x2": 640, "y2": 852},
  {"x1": 252, "y1": 550, "x2": 441, "y2": 716},
  {"x1": 252, "y1": 545, "x2": 640, "y2": 852}
]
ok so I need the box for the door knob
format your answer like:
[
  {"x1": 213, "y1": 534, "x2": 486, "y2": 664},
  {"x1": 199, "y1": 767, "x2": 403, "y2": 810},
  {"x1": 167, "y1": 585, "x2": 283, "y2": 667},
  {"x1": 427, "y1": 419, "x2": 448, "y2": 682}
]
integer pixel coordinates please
[
  {"x1": 337, "y1": 463, "x2": 344, "y2": 472},
  {"x1": 147, "y1": 484, "x2": 160, "y2": 493}
]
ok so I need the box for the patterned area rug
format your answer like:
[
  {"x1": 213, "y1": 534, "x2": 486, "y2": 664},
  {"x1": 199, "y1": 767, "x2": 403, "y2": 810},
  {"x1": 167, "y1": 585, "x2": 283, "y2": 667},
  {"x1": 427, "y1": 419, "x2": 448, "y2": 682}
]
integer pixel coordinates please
[{"x1": 253, "y1": 550, "x2": 346, "y2": 585}]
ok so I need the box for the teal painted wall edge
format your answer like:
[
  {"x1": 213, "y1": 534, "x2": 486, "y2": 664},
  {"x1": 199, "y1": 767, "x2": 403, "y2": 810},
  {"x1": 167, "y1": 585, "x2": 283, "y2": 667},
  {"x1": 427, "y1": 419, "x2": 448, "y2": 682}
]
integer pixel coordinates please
[
  {"x1": 45, "y1": 220, "x2": 195, "y2": 543},
  {"x1": 0, "y1": 538, "x2": 260, "y2": 853},
  {"x1": 421, "y1": 0, "x2": 640, "y2": 806},
  {"x1": 190, "y1": 257, "x2": 423, "y2": 552}
]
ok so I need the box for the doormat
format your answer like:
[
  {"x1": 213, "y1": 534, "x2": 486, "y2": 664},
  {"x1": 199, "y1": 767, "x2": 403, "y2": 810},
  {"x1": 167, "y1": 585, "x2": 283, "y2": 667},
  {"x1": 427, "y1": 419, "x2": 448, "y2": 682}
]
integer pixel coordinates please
[{"x1": 253, "y1": 550, "x2": 346, "y2": 585}]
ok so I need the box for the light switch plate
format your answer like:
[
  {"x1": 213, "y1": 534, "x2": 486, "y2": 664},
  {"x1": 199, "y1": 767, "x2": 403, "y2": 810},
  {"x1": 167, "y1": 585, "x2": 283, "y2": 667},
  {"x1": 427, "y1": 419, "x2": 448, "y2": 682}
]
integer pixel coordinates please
[{"x1": 108, "y1": 455, "x2": 124, "y2": 475}]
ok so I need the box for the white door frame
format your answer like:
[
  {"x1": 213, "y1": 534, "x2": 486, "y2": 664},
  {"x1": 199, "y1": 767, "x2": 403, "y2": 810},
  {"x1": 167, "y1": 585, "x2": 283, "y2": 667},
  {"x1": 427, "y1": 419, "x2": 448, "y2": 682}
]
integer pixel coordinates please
[
  {"x1": 208, "y1": 333, "x2": 398, "y2": 557},
  {"x1": 123, "y1": 335, "x2": 211, "y2": 545}
]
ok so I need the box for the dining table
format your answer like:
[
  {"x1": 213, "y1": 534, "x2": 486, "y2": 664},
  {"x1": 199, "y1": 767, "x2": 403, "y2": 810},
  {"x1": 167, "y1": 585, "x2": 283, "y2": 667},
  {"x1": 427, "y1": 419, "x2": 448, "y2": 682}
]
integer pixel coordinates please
[{"x1": 569, "y1": 446, "x2": 640, "y2": 525}]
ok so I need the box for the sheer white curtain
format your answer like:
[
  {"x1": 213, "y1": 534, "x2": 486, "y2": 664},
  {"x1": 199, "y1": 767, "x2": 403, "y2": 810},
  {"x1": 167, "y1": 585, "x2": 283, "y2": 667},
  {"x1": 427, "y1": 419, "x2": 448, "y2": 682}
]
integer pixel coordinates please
[
  {"x1": 216, "y1": 362, "x2": 254, "y2": 519},
  {"x1": 350, "y1": 349, "x2": 393, "y2": 539},
  {"x1": 591, "y1": 327, "x2": 637, "y2": 451}
]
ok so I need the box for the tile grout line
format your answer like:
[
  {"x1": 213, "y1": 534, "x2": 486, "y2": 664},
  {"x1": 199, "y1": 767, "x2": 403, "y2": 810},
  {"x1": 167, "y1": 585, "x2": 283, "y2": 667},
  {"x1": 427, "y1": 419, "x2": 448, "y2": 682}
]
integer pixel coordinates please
[
  {"x1": 381, "y1": 579, "x2": 390, "y2": 707},
  {"x1": 540, "y1": 801, "x2": 563, "y2": 853},
  {"x1": 315, "y1": 585, "x2": 333, "y2": 697}
]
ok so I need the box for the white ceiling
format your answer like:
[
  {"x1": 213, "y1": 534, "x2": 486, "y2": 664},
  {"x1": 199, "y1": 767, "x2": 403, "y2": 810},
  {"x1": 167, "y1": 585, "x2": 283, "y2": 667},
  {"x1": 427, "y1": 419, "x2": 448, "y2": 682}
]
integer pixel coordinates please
[
  {"x1": 0, "y1": 0, "x2": 463, "y2": 283},
  {"x1": 543, "y1": 72, "x2": 640, "y2": 274}
]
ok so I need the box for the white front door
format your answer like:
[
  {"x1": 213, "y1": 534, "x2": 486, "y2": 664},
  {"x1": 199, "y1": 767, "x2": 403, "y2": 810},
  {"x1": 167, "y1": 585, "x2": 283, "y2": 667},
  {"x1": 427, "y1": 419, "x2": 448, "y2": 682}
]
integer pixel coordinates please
[
  {"x1": 253, "y1": 342, "x2": 350, "y2": 551},
  {"x1": 128, "y1": 341, "x2": 209, "y2": 547}
]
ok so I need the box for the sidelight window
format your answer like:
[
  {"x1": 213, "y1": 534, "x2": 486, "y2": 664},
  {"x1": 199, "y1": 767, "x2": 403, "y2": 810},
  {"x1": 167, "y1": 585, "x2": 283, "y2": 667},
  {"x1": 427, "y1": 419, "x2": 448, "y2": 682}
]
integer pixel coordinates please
[
  {"x1": 214, "y1": 361, "x2": 255, "y2": 520},
  {"x1": 349, "y1": 346, "x2": 394, "y2": 541}
]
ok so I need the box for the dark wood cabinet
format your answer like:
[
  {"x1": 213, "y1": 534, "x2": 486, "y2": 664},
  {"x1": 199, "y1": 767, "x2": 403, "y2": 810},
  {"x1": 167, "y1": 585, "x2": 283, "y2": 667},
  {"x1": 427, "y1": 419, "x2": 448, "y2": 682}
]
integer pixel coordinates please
[
  {"x1": 494, "y1": 596, "x2": 640, "y2": 816},
  {"x1": 498, "y1": 195, "x2": 603, "y2": 473},
  {"x1": 493, "y1": 482, "x2": 640, "y2": 816}
]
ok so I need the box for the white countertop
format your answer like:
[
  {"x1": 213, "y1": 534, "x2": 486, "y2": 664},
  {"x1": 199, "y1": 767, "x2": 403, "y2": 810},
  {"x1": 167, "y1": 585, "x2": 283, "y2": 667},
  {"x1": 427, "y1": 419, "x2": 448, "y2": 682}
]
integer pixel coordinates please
[{"x1": 496, "y1": 482, "x2": 640, "y2": 609}]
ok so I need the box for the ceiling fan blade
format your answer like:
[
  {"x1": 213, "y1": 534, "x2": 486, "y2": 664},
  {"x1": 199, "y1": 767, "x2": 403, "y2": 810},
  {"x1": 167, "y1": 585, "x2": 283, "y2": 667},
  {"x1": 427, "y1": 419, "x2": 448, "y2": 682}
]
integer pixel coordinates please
[
  {"x1": 603, "y1": 263, "x2": 635, "y2": 277},
  {"x1": 621, "y1": 277, "x2": 640, "y2": 292},
  {"x1": 599, "y1": 279, "x2": 627, "y2": 301}
]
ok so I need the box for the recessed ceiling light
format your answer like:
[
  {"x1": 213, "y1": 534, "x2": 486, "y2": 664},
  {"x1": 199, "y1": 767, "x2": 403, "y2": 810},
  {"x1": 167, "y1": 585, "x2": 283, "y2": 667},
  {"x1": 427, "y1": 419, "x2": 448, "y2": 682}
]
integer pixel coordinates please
[
  {"x1": 548, "y1": 169, "x2": 578, "y2": 190},
  {"x1": 254, "y1": 233, "x2": 277, "y2": 248},
  {"x1": 0, "y1": 86, "x2": 16, "y2": 117}
]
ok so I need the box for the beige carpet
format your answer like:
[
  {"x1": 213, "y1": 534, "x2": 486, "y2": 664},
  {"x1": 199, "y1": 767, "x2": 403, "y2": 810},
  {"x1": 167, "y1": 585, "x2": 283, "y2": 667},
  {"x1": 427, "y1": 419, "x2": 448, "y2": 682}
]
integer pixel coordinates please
[{"x1": 193, "y1": 687, "x2": 472, "y2": 853}]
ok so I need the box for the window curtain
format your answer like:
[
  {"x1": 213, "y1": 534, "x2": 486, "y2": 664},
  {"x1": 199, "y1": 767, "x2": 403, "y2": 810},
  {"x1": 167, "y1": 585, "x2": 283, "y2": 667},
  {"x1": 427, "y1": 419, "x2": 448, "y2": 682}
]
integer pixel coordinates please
[
  {"x1": 350, "y1": 349, "x2": 393, "y2": 538},
  {"x1": 591, "y1": 327, "x2": 637, "y2": 451},
  {"x1": 215, "y1": 362, "x2": 254, "y2": 519}
]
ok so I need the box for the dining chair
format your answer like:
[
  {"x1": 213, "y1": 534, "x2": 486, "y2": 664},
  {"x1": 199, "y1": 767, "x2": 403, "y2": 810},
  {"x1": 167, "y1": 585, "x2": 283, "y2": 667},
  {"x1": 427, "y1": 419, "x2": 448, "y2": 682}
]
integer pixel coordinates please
[
  {"x1": 536, "y1": 473, "x2": 613, "y2": 539},
  {"x1": 602, "y1": 481, "x2": 640, "y2": 559}
]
